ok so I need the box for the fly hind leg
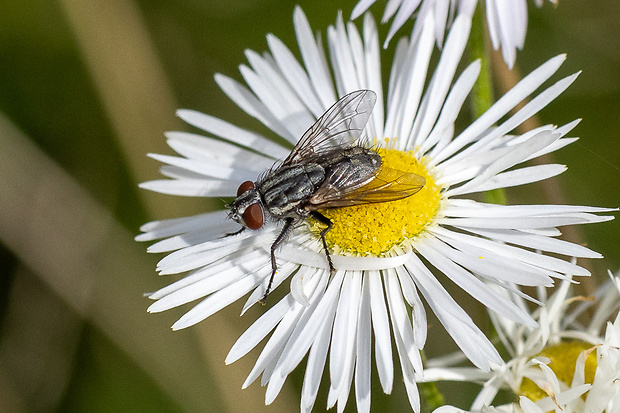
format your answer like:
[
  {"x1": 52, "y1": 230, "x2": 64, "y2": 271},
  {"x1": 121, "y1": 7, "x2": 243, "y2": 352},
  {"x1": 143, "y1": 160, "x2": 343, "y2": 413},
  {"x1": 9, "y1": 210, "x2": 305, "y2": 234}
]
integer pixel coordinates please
[
  {"x1": 260, "y1": 217, "x2": 295, "y2": 305},
  {"x1": 310, "y1": 211, "x2": 335, "y2": 274}
]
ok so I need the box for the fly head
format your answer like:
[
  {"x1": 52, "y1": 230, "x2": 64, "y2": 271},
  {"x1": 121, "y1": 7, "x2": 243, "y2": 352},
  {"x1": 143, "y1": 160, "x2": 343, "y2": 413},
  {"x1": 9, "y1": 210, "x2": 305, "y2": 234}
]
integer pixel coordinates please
[{"x1": 227, "y1": 180, "x2": 264, "y2": 230}]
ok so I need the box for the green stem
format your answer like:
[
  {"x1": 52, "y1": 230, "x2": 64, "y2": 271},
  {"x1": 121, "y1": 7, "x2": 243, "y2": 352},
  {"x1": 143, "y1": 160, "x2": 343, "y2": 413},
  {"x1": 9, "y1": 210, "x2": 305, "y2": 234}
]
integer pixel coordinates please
[
  {"x1": 468, "y1": 4, "x2": 507, "y2": 205},
  {"x1": 420, "y1": 350, "x2": 445, "y2": 412}
]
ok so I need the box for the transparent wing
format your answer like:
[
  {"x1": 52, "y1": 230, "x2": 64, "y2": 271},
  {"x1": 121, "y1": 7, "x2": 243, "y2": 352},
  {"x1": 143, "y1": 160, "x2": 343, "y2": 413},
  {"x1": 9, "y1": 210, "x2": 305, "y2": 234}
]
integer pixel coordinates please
[
  {"x1": 281, "y1": 89, "x2": 377, "y2": 166},
  {"x1": 308, "y1": 166, "x2": 426, "y2": 209}
]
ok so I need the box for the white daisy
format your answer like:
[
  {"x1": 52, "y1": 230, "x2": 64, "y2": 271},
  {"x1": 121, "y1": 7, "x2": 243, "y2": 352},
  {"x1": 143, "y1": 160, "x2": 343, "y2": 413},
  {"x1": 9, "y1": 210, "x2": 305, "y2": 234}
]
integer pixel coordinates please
[
  {"x1": 351, "y1": 0, "x2": 558, "y2": 68},
  {"x1": 425, "y1": 270, "x2": 620, "y2": 412},
  {"x1": 138, "y1": 6, "x2": 613, "y2": 413}
]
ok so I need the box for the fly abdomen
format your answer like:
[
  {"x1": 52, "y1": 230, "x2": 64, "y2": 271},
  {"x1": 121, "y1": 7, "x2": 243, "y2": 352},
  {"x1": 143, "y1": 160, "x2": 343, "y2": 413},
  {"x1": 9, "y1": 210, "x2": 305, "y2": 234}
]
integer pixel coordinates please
[
  {"x1": 322, "y1": 147, "x2": 381, "y2": 184},
  {"x1": 260, "y1": 163, "x2": 325, "y2": 218}
]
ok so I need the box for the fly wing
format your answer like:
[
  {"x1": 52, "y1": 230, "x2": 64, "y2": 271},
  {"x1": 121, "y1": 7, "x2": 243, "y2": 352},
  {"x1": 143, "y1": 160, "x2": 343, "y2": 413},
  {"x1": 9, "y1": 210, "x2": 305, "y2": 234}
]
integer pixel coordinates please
[
  {"x1": 281, "y1": 90, "x2": 377, "y2": 166},
  {"x1": 308, "y1": 166, "x2": 426, "y2": 209}
]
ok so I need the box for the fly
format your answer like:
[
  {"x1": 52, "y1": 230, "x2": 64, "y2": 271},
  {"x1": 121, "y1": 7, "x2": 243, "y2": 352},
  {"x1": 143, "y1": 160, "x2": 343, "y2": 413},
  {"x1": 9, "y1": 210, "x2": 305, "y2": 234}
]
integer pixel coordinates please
[{"x1": 227, "y1": 90, "x2": 425, "y2": 303}]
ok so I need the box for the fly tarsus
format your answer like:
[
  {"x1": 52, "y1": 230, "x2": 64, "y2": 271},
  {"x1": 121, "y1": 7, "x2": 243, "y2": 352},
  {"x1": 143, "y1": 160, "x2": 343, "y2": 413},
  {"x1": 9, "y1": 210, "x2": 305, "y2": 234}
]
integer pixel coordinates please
[
  {"x1": 310, "y1": 211, "x2": 335, "y2": 274},
  {"x1": 224, "y1": 227, "x2": 245, "y2": 238},
  {"x1": 260, "y1": 217, "x2": 295, "y2": 305}
]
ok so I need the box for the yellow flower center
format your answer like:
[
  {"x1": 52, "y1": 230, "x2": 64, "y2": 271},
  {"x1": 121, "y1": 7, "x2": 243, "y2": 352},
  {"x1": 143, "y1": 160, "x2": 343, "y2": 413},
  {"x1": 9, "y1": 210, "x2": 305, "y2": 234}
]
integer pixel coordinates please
[
  {"x1": 309, "y1": 146, "x2": 442, "y2": 256},
  {"x1": 519, "y1": 341, "x2": 598, "y2": 402}
]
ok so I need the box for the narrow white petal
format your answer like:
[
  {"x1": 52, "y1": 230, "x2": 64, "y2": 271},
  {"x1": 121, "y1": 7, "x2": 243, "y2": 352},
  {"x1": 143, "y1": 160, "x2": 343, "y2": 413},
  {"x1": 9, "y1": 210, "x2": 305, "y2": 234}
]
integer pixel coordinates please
[
  {"x1": 239, "y1": 62, "x2": 313, "y2": 140},
  {"x1": 386, "y1": 269, "x2": 423, "y2": 374},
  {"x1": 165, "y1": 131, "x2": 273, "y2": 171},
  {"x1": 460, "y1": 164, "x2": 567, "y2": 194},
  {"x1": 432, "y1": 226, "x2": 592, "y2": 277},
  {"x1": 385, "y1": 0, "x2": 422, "y2": 47},
  {"x1": 328, "y1": 14, "x2": 363, "y2": 95},
  {"x1": 407, "y1": 14, "x2": 471, "y2": 149},
  {"x1": 406, "y1": 256, "x2": 502, "y2": 369},
  {"x1": 393, "y1": 257, "x2": 428, "y2": 347},
  {"x1": 425, "y1": 229, "x2": 554, "y2": 286},
  {"x1": 355, "y1": 274, "x2": 372, "y2": 413},
  {"x1": 300, "y1": 299, "x2": 335, "y2": 413},
  {"x1": 271, "y1": 271, "x2": 345, "y2": 385},
  {"x1": 293, "y1": 6, "x2": 336, "y2": 109},
  {"x1": 149, "y1": 258, "x2": 270, "y2": 312},
  {"x1": 139, "y1": 178, "x2": 236, "y2": 198},
  {"x1": 363, "y1": 13, "x2": 385, "y2": 139},
  {"x1": 368, "y1": 270, "x2": 394, "y2": 394},
  {"x1": 266, "y1": 35, "x2": 324, "y2": 119},
  {"x1": 215, "y1": 73, "x2": 297, "y2": 143},
  {"x1": 446, "y1": 130, "x2": 559, "y2": 196},
  {"x1": 416, "y1": 237, "x2": 537, "y2": 326},
  {"x1": 350, "y1": 0, "x2": 377, "y2": 20},
  {"x1": 329, "y1": 271, "x2": 362, "y2": 406},
  {"x1": 171, "y1": 267, "x2": 272, "y2": 330},
  {"x1": 176, "y1": 109, "x2": 289, "y2": 159},
  {"x1": 148, "y1": 249, "x2": 266, "y2": 300},
  {"x1": 463, "y1": 227, "x2": 602, "y2": 259},
  {"x1": 447, "y1": 73, "x2": 579, "y2": 163},
  {"x1": 434, "y1": 54, "x2": 566, "y2": 164},
  {"x1": 384, "y1": 13, "x2": 434, "y2": 145},
  {"x1": 226, "y1": 294, "x2": 294, "y2": 364},
  {"x1": 156, "y1": 231, "x2": 273, "y2": 275},
  {"x1": 421, "y1": 60, "x2": 480, "y2": 154}
]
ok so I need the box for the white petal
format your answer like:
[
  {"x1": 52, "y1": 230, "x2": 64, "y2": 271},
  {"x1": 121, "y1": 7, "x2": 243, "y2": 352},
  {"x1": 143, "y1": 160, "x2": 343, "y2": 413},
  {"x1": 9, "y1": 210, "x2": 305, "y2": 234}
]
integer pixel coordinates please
[
  {"x1": 170, "y1": 263, "x2": 275, "y2": 330},
  {"x1": 354, "y1": 274, "x2": 372, "y2": 413},
  {"x1": 368, "y1": 270, "x2": 394, "y2": 393},
  {"x1": 386, "y1": 269, "x2": 423, "y2": 374},
  {"x1": 462, "y1": 227, "x2": 602, "y2": 259},
  {"x1": 176, "y1": 108, "x2": 289, "y2": 159},
  {"x1": 226, "y1": 294, "x2": 294, "y2": 364},
  {"x1": 165, "y1": 131, "x2": 273, "y2": 171},
  {"x1": 215, "y1": 74, "x2": 297, "y2": 143},
  {"x1": 416, "y1": 237, "x2": 537, "y2": 326},
  {"x1": 431, "y1": 226, "x2": 592, "y2": 278},
  {"x1": 300, "y1": 297, "x2": 335, "y2": 413},
  {"x1": 293, "y1": 6, "x2": 336, "y2": 109},
  {"x1": 406, "y1": 255, "x2": 502, "y2": 370},
  {"x1": 139, "y1": 178, "x2": 236, "y2": 198},
  {"x1": 434, "y1": 54, "x2": 566, "y2": 164},
  {"x1": 328, "y1": 271, "x2": 362, "y2": 408},
  {"x1": 407, "y1": 14, "x2": 471, "y2": 149}
]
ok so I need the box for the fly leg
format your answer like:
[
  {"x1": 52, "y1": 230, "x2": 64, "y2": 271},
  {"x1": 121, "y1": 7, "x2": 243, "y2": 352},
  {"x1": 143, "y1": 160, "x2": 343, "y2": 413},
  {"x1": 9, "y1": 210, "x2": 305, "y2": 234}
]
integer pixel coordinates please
[
  {"x1": 224, "y1": 227, "x2": 245, "y2": 238},
  {"x1": 310, "y1": 211, "x2": 335, "y2": 274},
  {"x1": 260, "y1": 217, "x2": 295, "y2": 305}
]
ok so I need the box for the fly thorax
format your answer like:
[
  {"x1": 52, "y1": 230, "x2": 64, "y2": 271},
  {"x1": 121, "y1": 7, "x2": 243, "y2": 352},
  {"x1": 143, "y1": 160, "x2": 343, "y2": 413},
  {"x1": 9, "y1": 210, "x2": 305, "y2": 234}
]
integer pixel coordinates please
[{"x1": 260, "y1": 164, "x2": 325, "y2": 218}]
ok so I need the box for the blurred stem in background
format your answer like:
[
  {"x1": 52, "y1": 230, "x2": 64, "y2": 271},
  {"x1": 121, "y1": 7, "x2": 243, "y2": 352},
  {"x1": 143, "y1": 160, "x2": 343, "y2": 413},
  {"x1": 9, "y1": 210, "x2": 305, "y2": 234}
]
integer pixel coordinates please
[{"x1": 469, "y1": 4, "x2": 507, "y2": 206}]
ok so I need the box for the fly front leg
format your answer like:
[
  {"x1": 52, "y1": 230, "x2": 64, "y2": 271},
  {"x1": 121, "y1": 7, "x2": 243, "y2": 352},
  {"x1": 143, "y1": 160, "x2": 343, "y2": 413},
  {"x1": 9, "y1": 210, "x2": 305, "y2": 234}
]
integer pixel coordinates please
[
  {"x1": 310, "y1": 211, "x2": 335, "y2": 274},
  {"x1": 260, "y1": 217, "x2": 295, "y2": 305},
  {"x1": 224, "y1": 226, "x2": 245, "y2": 238}
]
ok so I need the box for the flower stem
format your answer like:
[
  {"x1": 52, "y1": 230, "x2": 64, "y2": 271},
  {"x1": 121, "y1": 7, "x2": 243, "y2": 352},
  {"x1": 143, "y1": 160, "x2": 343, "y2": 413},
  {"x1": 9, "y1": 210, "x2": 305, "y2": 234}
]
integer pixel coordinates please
[
  {"x1": 420, "y1": 350, "x2": 445, "y2": 412},
  {"x1": 468, "y1": 4, "x2": 507, "y2": 205}
]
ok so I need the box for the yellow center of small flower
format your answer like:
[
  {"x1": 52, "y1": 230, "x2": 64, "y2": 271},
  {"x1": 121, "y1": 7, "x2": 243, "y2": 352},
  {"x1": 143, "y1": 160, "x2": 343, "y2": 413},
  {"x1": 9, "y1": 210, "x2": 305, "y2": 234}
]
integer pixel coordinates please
[
  {"x1": 519, "y1": 341, "x2": 598, "y2": 402},
  {"x1": 309, "y1": 146, "x2": 442, "y2": 256}
]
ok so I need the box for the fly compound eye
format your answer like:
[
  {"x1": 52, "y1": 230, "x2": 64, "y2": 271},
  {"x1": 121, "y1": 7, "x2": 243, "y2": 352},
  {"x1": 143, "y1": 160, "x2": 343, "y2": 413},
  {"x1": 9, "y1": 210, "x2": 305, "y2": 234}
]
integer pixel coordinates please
[
  {"x1": 237, "y1": 180, "x2": 255, "y2": 196},
  {"x1": 242, "y1": 203, "x2": 263, "y2": 230}
]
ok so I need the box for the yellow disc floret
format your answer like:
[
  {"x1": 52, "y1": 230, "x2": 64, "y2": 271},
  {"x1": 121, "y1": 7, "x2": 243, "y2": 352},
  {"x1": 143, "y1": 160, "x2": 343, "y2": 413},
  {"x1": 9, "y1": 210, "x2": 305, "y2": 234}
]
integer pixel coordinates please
[
  {"x1": 519, "y1": 341, "x2": 598, "y2": 402},
  {"x1": 309, "y1": 146, "x2": 442, "y2": 256}
]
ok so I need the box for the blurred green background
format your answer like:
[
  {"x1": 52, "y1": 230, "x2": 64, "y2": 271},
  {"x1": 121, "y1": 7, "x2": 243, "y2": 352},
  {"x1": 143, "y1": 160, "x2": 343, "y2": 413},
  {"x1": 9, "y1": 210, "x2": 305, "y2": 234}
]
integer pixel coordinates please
[{"x1": 0, "y1": 1, "x2": 618, "y2": 412}]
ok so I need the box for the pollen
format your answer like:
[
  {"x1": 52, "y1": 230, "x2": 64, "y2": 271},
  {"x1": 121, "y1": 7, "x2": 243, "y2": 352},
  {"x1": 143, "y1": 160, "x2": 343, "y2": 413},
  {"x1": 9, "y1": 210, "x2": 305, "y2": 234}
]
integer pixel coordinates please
[
  {"x1": 519, "y1": 341, "x2": 598, "y2": 402},
  {"x1": 309, "y1": 147, "x2": 442, "y2": 256}
]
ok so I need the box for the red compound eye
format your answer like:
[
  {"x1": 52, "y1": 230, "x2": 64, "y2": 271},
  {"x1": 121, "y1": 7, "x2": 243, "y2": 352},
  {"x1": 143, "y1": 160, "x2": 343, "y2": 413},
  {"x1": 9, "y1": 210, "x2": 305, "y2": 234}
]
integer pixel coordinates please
[
  {"x1": 237, "y1": 180, "x2": 255, "y2": 196},
  {"x1": 242, "y1": 203, "x2": 263, "y2": 230}
]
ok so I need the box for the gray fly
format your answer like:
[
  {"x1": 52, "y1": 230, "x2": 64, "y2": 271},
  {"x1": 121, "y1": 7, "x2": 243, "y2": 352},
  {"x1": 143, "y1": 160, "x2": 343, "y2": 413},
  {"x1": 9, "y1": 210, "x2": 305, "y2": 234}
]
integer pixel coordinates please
[{"x1": 227, "y1": 89, "x2": 425, "y2": 303}]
